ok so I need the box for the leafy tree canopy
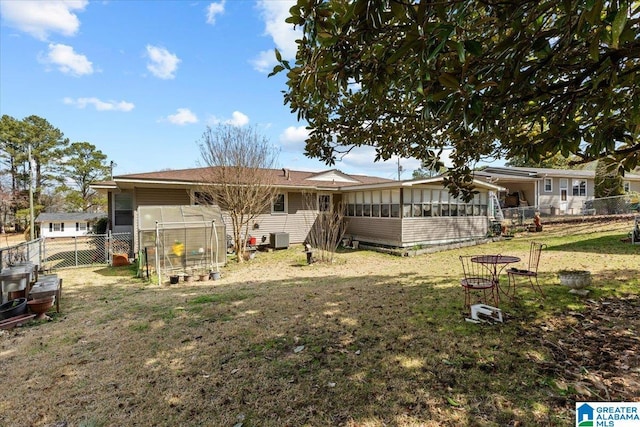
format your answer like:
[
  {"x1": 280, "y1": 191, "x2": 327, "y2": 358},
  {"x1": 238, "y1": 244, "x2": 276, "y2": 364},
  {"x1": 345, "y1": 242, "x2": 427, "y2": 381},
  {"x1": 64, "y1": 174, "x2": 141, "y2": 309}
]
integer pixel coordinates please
[
  {"x1": 505, "y1": 152, "x2": 579, "y2": 168},
  {"x1": 56, "y1": 142, "x2": 110, "y2": 211},
  {"x1": 273, "y1": 0, "x2": 640, "y2": 198},
  {"x1": 594, "y1": 157, "x2": 625, "y2": 198}
]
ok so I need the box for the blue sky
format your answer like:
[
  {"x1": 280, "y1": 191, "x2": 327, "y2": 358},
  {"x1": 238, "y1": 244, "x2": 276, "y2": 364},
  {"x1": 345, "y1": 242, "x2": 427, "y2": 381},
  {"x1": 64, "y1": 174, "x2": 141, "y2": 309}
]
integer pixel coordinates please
[{"x1": 0, "y1": 0, "x2": 425, "y2": 180}]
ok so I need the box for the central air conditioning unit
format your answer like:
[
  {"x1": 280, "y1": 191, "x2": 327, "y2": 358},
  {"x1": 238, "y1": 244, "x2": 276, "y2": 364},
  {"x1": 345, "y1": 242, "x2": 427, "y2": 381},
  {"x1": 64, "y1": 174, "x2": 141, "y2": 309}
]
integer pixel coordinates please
[{"x1": 269, "y1": 232, "x2": 289, "y2": 249}]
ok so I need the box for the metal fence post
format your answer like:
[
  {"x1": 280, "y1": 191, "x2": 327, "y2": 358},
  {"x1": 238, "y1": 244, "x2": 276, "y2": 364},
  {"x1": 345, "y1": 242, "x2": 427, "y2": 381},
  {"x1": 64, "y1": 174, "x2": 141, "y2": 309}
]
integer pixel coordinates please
[{"x1": 107, "y1": 230, "x2": 111, "y2": 264}]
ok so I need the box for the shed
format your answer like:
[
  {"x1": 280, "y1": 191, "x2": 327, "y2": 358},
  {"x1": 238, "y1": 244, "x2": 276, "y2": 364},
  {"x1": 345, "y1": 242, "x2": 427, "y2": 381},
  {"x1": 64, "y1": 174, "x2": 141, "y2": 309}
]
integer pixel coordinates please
[{"x1": 136, "y1": 205, "x2": 226, "y2": 283}]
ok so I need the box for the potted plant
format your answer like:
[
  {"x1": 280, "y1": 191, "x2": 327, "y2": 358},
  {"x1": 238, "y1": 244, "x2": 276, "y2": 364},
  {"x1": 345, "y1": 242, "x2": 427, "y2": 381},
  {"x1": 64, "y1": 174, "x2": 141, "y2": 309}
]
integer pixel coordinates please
[{"x1": 183, "y1": 268, "x2": 194, "y2": 282}]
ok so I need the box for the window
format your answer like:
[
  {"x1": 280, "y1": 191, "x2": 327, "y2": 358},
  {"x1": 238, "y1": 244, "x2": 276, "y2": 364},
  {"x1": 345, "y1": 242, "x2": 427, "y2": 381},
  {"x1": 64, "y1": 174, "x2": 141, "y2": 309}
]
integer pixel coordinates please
[
  {"x1": 544, "y1": 178, "x2": 552, "y2": 192},
  {"x1": 76, "y1": 222, "x2": 87, "y2": 231},
  {"x1": 114, "y1": 193, "x2": 133, "y2": 226},
  {"x1": 624, "y1": 182, "x2": 631, "y2": 193},
  {"x1": 194, "y1": 191, "x2": 215, "y2": 205},
  {"x1": 50, "y1": 223, "x2": 63, "y2": 232},
  {"x1": 318, "y1": 194, "x2": 331, "y2": 212},
  {"x1": 572, "y1": 180, "x2": 586, "y2": 196},
  {"x1": 390, "y1": 190, "x2": 400, "y2": 217},
  {"x1": 272, "y1": 193, "x2": 286, "y2": 213},
  {"x1": 560, "y1": 179, "x2": 568, "y2": 202}
]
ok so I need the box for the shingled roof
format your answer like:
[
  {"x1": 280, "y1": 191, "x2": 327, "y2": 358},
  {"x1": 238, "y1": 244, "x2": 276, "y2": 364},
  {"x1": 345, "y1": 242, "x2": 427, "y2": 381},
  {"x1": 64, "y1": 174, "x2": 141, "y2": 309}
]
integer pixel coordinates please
[
  {"x1": 36, "y1": 212, "x2": 106, "y2": 222},
  {"x1": 100, "y1": 167, "x2": 394, "y2": 189}
]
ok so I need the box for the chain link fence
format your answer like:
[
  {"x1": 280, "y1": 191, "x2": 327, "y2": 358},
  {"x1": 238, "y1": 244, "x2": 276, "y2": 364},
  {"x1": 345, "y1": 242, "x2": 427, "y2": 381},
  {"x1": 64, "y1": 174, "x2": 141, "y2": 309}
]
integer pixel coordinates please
[
  {"x1": 41, "y1": 232, "x2": 132, "y2": 270},
  {"x1": 582, "y1": 195, "x2": 640, "y2": 216},
  {"x1": 0, "y1": 239, "x2": 42, "y2": 271},
  {"x1": 500, "y1": 196, "x2": 640, "y2": 228},
  {"x1": 501, "y1": 206, "x2": 554, "y2": 226}
]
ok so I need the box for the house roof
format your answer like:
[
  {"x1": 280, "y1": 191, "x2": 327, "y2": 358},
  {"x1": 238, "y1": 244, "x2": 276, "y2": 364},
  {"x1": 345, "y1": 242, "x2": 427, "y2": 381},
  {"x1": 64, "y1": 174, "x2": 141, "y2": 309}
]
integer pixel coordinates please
[
  {"x1": 94, "y1": 167, "x2": 395, "y2": 190},
  {"x1": 340, "y1": 175, "x2": 505, "y2": 192},
  {"x1": 91, "y1": 166, "x2": 516, "y2": 194},
  {"x1": 36, "y1": 212, "x2": 107, "y2": 223},
  {"x1": 478, "y1": 166, "x2": 640, "y2": 181}
]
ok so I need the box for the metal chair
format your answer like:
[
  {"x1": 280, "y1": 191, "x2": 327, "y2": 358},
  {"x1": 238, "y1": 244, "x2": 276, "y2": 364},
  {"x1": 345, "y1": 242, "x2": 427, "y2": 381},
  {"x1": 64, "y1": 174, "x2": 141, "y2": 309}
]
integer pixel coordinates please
[
  {"x1": 507, "y1": 242, "x2": 546, "y2": 297},
  {"x1": 459, "y1": 255, "x2": 498, "y2": 308}
]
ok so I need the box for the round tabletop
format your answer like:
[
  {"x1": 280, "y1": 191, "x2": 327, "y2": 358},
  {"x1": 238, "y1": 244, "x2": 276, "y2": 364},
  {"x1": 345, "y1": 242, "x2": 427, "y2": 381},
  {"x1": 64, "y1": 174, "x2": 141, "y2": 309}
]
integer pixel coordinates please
[{"x1": 471, "y1": 255, "x2": 521, "y2": 264}]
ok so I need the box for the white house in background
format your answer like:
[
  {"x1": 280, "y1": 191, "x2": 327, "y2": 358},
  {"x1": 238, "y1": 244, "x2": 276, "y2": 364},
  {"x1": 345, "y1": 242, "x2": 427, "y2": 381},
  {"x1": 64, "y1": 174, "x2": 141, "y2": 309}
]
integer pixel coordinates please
[
  {"x1": 36, "y1": 212, "x2": 106, "y2": 238},
  {"x1": 475, "y1": 166, "x2": 640, "y2": 215}
]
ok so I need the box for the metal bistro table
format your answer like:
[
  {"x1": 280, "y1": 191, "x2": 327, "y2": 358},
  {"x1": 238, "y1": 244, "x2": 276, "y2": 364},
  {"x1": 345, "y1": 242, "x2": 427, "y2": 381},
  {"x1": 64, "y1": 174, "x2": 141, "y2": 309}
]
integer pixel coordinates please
[{"x1": 471, "y1": 255, "x2": 521, "y2": 302}]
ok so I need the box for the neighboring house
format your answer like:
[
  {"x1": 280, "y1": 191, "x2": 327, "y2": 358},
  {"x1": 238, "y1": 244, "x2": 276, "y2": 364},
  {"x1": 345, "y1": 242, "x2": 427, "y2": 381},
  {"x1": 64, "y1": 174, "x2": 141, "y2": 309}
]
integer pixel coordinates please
[
  {"x1": 36, "y1": 212, "x2": 106, "y2": 238},
  {"x1": 475, "y1": 166, "x2": 640, "y2": 215},
  {"x1": 91, "y1": 167, "x2": 504, "y2": 254}
]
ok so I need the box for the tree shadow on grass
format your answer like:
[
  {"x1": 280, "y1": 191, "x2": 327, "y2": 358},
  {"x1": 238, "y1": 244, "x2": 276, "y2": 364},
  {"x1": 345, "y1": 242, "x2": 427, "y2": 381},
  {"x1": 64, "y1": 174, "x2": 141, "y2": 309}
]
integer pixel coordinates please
[
  {"x1": 546, "y1": 233, "x2": 639, "y2": 255},
  {"x1": 40, "y1": 264, "x2": 638, "y2": 426},
  {"x1": 93, "y1": 265, "x2": 139, "y2": 277}
]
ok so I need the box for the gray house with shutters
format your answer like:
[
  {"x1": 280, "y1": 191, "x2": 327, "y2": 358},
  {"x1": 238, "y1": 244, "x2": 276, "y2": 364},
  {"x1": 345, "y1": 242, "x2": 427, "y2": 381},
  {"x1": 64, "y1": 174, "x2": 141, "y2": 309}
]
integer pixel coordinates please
[
  {"x1": 91, "y1": 167, "x2": 503, "y2": 253},
  {"x1": 474, "y1": 166, "x2": 640, "y2": 215}
]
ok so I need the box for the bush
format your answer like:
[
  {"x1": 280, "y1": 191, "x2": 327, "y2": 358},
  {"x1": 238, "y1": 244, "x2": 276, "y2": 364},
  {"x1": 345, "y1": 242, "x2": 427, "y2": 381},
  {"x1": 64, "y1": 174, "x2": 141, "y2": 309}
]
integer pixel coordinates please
[{"x1": 94, "y1": 217, "x2": 109, "y2": 234}]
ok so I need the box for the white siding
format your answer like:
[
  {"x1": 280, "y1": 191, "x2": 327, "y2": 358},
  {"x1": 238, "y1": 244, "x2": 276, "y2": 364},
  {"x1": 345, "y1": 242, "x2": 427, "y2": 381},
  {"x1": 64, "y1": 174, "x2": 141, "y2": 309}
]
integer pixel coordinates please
[
  {"x1": 401, "y1": 217, "x2": 488, "y2": 247},
  {"x1": 40, "y1": 221, "x2": 91, "y2": 238}
]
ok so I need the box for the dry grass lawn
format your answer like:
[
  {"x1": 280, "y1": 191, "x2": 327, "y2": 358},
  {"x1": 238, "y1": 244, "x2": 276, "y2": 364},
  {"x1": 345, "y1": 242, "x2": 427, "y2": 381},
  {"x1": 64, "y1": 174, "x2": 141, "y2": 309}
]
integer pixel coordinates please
[{"x1": 1, "y1": 219, "x2": 638, "y2": 427}]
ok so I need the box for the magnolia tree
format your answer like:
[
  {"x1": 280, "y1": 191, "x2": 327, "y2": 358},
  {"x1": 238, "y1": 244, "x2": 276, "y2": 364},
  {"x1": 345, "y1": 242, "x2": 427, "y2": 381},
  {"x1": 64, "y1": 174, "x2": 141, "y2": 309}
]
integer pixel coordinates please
[
  {"x1": 198, "y1": 125, "x2": 279, "y2": 262},
  {"x1": 273, "y1": 0, "x2": 640, "y2": 199}
]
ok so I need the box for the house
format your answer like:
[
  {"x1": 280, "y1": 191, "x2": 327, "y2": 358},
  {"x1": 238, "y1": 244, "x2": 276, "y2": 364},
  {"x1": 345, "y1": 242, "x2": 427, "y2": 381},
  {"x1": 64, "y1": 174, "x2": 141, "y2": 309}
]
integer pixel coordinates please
[
  {"x1": 475, "y1": 166, "x2": 640, "y2": 215},
  {"x1": 36, "y1": 212, "x2": 106, "y2": 238},
  {"x1": 91, "y1": 167, "x2": 504, "y2": 255}
]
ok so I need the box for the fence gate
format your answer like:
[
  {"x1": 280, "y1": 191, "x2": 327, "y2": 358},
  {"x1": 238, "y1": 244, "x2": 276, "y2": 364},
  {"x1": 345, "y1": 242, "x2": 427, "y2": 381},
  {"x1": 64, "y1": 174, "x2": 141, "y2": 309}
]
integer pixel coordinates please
[{"x1": 42, "y1": 232, "x2": 132, "y2": 269}]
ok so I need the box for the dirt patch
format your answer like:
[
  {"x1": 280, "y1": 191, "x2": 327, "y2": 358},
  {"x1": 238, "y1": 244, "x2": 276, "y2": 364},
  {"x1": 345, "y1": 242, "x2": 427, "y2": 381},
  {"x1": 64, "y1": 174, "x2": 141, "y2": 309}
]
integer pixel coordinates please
[
  {"x1": 0, "y1": 233, "x2": 26, "y2": 248},
  {"x1": 530, "y1": 296, "x2": 640, "y2": 401}
]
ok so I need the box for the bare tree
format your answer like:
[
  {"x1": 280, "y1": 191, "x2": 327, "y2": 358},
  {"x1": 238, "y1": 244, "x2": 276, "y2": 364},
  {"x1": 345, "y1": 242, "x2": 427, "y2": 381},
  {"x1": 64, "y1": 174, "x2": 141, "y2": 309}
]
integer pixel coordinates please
[
  {"x1": 302, "y1": 192, "x2": 348, "y2": 264},
  {"x1": 0, "y1": 175, "x2": 13, "y2": 233},
  {"x1": 198, "y1": 124, "x2": 279, "y2": 262}
]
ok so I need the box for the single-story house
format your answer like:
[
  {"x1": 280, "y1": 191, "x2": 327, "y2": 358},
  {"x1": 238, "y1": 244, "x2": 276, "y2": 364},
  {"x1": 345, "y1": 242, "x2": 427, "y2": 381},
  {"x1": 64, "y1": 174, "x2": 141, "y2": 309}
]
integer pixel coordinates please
[
  {"x1": 36, "y1": 212, "x2": 106, "y2": 238},
  {"x1": 474, "y1": 166, "x2": 640, "y2": 215},
  {"x1": 91, "y1": 167, "x2": 505, "y2": 254}
]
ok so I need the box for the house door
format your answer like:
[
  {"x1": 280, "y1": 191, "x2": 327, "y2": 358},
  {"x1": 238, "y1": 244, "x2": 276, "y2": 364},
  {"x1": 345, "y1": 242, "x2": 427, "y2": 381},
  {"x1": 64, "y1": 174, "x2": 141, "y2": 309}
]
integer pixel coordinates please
[{"x1": 560, "y1": 179, "x2": 568, "y2": 214}]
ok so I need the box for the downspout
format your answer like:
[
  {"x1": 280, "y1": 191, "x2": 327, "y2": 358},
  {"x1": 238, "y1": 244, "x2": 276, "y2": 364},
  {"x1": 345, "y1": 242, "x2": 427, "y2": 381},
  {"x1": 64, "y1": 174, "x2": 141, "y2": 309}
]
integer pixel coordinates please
[{"x1": 155, "y1": 221, "x2": 160, "y2": 285}]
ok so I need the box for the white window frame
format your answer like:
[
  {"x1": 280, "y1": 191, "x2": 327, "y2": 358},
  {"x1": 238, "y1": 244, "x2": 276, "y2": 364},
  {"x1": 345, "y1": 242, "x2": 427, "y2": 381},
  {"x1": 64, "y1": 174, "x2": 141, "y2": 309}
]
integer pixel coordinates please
[
  {"x1": 623, "y1": 181, "x2": 631, "y2": 193},
  {"x1": 272, "y1": 193, "x2": 287, "y2": 214},
  {"x1": 560, "y1": 179, "x2": 568, "y2": 202},
  {"x1": 572, "y1": 179, "x2": 587, "y2": 197},
  {"x1": 543, "y1": 178, "x2": 552, "y2": 192}
]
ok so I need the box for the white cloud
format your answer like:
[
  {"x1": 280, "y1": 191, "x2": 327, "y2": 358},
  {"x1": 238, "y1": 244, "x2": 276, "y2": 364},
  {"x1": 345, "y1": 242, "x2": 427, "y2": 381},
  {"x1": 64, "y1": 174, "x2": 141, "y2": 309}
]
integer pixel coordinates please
[
  {"x1": 145, "y1": 45, "x2": 180, "y2": 79},
  {"x1": 253, "y1": 0, "x2": 300, "y2": 73},
  {"x1": 251, "y1": 50, "x2": 279, "y2": 74},
  {"x1": 279, "y1": 126, "x2": 309, "y2": 152},
  {"x1": 0, "y1": 0, "x2": 87, "y2": 41},
  {"x1": 63, "y1": 97, "x2": 134, "y2": 112},
  {"x1": 337, "y1": 147, "x2": 423, "y2": 179},
  {"x1": 166, "y1": 108, "x2": 198, "y2": 125},
  {"x1": 206, "y1": 1, "x2": 225, "y2": 25},
  {"x1": 41, "y1": 43, "x2": 93, "y2": 76},
  {"x1": 208, "y1": 111, "x2": 250, "y2": 127},
  {"x1": 227, "y1": 111, "x2": 249, "y2": 126}
]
